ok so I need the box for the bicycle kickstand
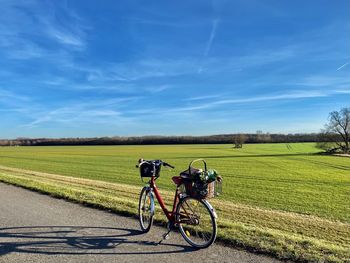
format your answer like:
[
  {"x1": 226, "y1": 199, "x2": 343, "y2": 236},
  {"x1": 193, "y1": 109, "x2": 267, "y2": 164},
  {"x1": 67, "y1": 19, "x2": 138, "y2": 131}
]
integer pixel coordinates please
[{"x1": 158, "y1": 221, "x2": 173, "y2": 245}]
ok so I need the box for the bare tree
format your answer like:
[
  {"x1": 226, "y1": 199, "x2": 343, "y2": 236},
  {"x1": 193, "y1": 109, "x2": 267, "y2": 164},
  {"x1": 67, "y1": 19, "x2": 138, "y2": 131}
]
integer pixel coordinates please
[
  {"x1": 317, "y1": 107, "x2": 350, "y2": 153},
  {"x1": 233, "y1": 134, "x2": 247, "y2": 148}
]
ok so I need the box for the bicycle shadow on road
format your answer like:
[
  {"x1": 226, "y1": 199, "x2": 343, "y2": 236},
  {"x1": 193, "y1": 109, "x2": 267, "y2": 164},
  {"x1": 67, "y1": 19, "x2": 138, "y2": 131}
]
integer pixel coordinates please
[{"x1": 0, "y1": 226, "x2": 197, "y2": 256}]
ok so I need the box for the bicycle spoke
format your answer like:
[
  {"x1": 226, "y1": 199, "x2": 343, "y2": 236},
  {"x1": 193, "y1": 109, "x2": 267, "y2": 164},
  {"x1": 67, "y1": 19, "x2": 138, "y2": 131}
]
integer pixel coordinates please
[
  {"x1": 138, "y1": 187, "x2": 154, "y2": 232},
  {"x1": 177, "y1": 197, "x2": 217, "y2": 248}
]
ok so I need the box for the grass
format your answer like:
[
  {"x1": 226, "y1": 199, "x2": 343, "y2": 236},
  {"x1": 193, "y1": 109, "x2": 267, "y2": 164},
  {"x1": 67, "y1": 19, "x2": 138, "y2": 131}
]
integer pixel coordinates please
[{"x1": 0, "y1": 143, "x2": 349, "y2": 262}]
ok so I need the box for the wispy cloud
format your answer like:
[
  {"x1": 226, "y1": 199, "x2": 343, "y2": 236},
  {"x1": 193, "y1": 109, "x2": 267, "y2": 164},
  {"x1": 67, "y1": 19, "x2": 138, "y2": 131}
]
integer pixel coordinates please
[
  {"x1": 0, "y1": 0, "x2": 88, "y2": 62},
  {"x1": 0, "y1": 88, "x2": 29, "y2": 102},
  {"x1": 41, "y1": 2, "x2": 88, "y2": 48},
  {"x1": 86, "y1": 69, "x2": 130, "y2": 82},
  {"x1": 336, "y1": 61, "x2": 350, "y2": 71},
  {"x1": 126, "y1": 103, "x2": 212, "y2": 115},
  {"x1": 129, "y1": 90, "x2": 332, "y2": 115},
  {"x1": 45, "y1": 26, "x2": 85, "y2": 47},
  {"x1": 195, "y1": 44, "x2": 298, "y2": 75},
  {"x1": 26, "y1": 108, "x2": 123, "y2": 128},
  {"x1": 0, "y1": 37, "x2": 46, "y2": 60},
  {"x1": 72, "y1": 44, "x2": 297, "y2": 84},
  {"x1": 212, "y1": 90, "x2": 329, "y2": 106},
  {"x1": 81, "y1": 59, "x2": 198, "y2": 82},
  {"x1": 145, "y1": 85, "x2": 172, "y2": 93},
  {"x1": 185, "y1": 94, "x2": 223, "y2": 101},
  {"x1": 294, "y1": 75, "x2": 350, "y2": 87},
  {"x1": 173, "y1": 90, "x2": 329, "y2": 112},
  {"x1": 22, "y1": 97, "x2": 138, "y2": 128},
  {"x1": 0, "y1": 88, "x2": 31, "y2": 117},
  {"x1": 128, "y1": 17, "x2": 206, "y2": 28},
  {"x1": 335, "y1": 89, "x2": 350, "y2": 94}
]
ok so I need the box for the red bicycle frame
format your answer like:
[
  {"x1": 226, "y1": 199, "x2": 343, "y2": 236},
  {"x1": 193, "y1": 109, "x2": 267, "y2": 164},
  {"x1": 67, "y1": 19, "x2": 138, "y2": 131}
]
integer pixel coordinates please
[{"x1": 150, "y1": 176, "x2": 180, "y2": 222}]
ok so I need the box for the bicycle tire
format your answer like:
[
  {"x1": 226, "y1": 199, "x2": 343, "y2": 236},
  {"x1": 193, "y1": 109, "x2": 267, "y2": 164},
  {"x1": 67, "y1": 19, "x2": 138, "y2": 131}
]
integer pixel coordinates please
[
  {"x1": 176, "y1": 196, "x2": 217, "y2": 248},
  {"x1": 138, "y1": 186, "x2": 154, "y2": 232}
]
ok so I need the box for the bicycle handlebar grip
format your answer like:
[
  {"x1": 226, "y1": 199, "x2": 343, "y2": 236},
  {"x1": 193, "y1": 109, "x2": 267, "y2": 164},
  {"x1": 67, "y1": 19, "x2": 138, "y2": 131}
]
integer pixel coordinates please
[{"x1": 164, "y1": 162, "x2": 175, "y2": 169}]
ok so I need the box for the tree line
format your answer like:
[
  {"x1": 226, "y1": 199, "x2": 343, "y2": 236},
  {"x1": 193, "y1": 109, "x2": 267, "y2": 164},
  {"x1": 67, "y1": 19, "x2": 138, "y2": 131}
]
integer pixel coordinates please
[
  {"x1": 1, "y1": 108, "x2": 348, "y2": 154},
  {"x1": 0, "y1": 133, "x2": 321, "y2": 147}
]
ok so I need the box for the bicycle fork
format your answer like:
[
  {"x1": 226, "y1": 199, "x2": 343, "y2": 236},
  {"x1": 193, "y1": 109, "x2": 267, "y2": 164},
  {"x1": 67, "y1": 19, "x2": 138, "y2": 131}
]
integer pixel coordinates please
[{"x1": 145, "y1": 187, "x2": 155, "y2": 216}]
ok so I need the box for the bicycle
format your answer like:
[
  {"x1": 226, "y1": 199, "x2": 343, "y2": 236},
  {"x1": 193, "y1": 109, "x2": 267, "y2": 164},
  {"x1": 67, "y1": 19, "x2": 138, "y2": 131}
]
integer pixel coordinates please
[{"x1": 136, "y1": 158, "x2": 222, "y2": 248}]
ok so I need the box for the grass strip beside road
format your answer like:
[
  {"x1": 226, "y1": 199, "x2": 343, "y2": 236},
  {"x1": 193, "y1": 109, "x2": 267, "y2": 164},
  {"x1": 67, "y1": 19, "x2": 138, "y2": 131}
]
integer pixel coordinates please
[{"x1": 0, "y1": 165, "x2": 349, "y2": 263}]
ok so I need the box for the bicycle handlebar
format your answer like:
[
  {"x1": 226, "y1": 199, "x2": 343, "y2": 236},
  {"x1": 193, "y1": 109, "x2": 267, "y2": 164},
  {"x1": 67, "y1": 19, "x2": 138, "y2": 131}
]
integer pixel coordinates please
[
  {"x1": 163, "y1": 162, "x2": 175, "y2": 169},
  {"x1": 136, "y1": 159, "x2": 175, "y2": 169}
]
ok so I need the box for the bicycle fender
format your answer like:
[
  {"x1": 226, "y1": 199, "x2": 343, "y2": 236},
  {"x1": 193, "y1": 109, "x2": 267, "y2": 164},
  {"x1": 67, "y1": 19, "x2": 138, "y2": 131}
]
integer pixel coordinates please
[{"x1": 203, "y1": 200, "x2": 217, "y2": 218}]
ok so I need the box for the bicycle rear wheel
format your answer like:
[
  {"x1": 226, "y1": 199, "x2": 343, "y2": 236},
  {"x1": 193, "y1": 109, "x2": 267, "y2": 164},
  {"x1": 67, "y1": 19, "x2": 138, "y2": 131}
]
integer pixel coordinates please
[
  {"x1": 176, "y1": 197, "x2": 217, "y2": 248},
  {"x1": 138, "y1": 187, "x2": 154, "y2": 232}
]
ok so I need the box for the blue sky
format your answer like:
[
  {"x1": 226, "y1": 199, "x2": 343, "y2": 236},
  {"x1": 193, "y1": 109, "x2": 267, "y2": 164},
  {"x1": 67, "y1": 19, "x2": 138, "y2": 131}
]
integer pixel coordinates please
[{"x1": 0, "y1": 0, "x2": 349, "y2": 138}]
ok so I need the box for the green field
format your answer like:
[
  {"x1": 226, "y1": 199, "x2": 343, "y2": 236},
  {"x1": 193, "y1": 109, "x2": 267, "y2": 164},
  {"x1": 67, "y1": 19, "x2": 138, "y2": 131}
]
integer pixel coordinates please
[{"x1": 0, "y1": 143, "x2": 349, "y2": 262}]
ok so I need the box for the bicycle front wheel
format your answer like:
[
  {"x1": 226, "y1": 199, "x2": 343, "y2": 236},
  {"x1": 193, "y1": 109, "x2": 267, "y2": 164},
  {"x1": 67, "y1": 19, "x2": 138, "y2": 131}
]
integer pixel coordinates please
[
  {"x1": 176, "y1": 197, "x2": 217, "y2": 248},
  {"x1": 138, "y1": 187, "x2": 154, "y2": 232}
]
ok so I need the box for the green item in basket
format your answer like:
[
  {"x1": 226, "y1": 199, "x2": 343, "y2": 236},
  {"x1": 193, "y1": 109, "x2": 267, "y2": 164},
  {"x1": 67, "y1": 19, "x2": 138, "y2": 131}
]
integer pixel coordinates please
[
  {"x1": 199, "y1": 169, "x2": 219, "y2": 183},
  {"x1": 207, "y1": 169, "x2": 219, "y2": 183}
]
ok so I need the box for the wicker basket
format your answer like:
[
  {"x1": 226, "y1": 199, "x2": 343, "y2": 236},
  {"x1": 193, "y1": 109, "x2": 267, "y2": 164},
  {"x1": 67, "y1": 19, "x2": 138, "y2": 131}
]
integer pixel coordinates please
[
  {"x1": 178, "y1": 159, "x2": 222, "y2": 199},
  {"x1": 180, "y1": 180, "x2": 222, "y2": 199}
]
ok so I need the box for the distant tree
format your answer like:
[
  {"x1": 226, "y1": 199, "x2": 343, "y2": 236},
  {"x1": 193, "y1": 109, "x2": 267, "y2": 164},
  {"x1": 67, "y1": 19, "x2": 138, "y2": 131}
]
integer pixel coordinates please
[
  {"x1": 233, "y1": 134, "x2": 247, "y2": 148},
  {"x1": 316, "y1": 107, "x2": 350, "y2": 153},
  {"x1": 256, "y1": 130, "x2": 271, "y2": 143},
  {"x1": 264, "y1": 132, "x2": 272, "y2": 143}
]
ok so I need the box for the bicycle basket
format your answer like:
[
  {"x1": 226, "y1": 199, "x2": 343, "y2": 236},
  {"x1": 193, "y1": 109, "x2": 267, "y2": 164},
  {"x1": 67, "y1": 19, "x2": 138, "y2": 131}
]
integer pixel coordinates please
[
  {"x1": 180, "y1": 181, "x2": 221, "y2": 199},
  {"x1": 179, "y1": 159, "x2": 207, "y2": 180},
  {"x1": 139, "y1": 161, "x2": 161, "y2": 177},
  {"x1": 179, "y1": 159, "x2": 222, "y2": 199}
]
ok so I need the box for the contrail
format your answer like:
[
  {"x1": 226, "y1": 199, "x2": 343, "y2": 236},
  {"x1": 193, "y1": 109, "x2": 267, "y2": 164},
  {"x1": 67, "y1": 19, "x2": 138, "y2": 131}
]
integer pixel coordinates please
[
  {"x1": 336, "y1": 61, "x2": 350, "y2": 71},
  {"x1": 198, "y1": 19, "x2": 219, "y2": 74},
  {"x1": 204, "y1": 19, "x2": 219, "y2": 57}
]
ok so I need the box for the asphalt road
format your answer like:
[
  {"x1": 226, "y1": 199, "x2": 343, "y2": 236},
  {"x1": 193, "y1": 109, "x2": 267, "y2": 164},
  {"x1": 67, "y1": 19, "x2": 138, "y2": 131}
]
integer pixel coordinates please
[{"x1": 0, "y1": 183, "x2": 283, "y2": 263}]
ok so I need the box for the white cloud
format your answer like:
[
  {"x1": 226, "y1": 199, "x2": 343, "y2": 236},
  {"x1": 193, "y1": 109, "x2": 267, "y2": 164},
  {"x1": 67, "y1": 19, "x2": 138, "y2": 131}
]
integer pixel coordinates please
[
  {"x1": 213, "y1": 90, "x2": 329, "y2": 105},
  {"x1": 22, "y1": 97, "x2": 138, "y2": 128},
  {"x1": 0, "y1": 88, "x2": 29, "y2": 102},
  {"x1": 69, "y1": 45, "x2": 298, "y2": 84},
  {"x1": 335, "y1": 89, "x2": 350, "y2": 94},
  {"x1": 145, "y1": 85, "x2": 172, "y2": 93},
  {"x1": 295, "y1": 76, "x2": 350, "y2": 87},
  {"x1": 79, "y1": 59, "x2": 198, "y2": 82},
  {"x1": 0, "y1": 0, "x2": 88, "y2": 62},
  {"x1": 185, "y1": 94, "x2": 223, "y2": 101},
  {"x1": 46, "y1": 27, "x2": 85, "y2": 47},
  {"x1": 129, "y1": 89, "x2": 334, "y2": 115}
]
